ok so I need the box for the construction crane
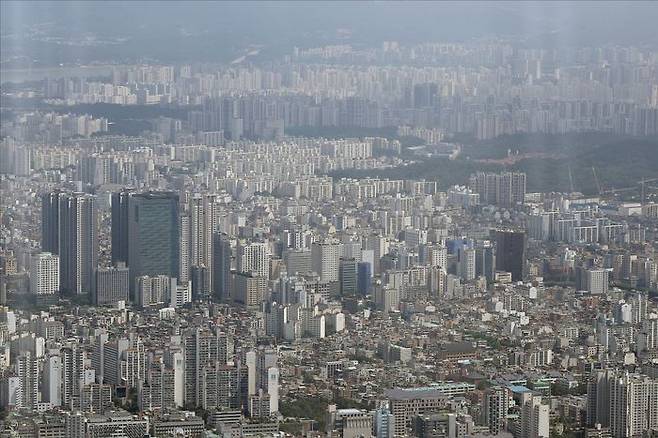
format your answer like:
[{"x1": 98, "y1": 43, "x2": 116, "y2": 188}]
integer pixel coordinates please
[
  {"x1": 592, "y1": 167, "x2": 602, "y2": 195},
  {"x1": 567, "y1": 165, "x2": 575, "y2": 193},
  {"x1": 600, "y1": 177, "x2": 658, "y2": 195}
]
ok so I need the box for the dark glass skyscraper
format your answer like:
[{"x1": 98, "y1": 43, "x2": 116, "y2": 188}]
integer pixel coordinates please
[
  {"x1": 41, "y1": 191, "x2": 98, "y2": 296},
  {"x1": 110, "y1": 189, "x2": 134, "y2": 265},
  {"x1": 495, "y1": 230, "x2": 526, "y2": 281},
  {"x1": 124, "y1": 191, "x2": 180, "y2": 290},
  {"x1": 357, "y1": 262, "x2": 372, "y2": 296},
  {"x1": 212, "y1": 232, "x2": 232, "y2": 301},
  {"x1": 41, "y1": 191, "x2": 62, "y2": 254},
  {"x1": 475, "y1": 244, "x2": 496, "y2": 283}
]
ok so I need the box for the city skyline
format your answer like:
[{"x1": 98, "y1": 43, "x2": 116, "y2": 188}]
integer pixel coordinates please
[{"x1": 1, "y1": 2, "x2": 658, "y2": 438}]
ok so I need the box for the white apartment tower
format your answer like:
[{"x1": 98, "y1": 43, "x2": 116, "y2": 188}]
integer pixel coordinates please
[
  {"x1": 30, "y1": 252, "x2": 60, "y2": 295},
  {"x1": 237, "y1": 241, "x2": 271, "y2": 278}
]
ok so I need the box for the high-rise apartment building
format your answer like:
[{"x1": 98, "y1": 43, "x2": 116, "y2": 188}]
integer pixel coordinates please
[
  {"x1": 187, "y1": 194, "x2": 215, "y2": 298},
  {"x1": 42, "y1": 354, "x2": 62, "y2": 407},
  {"x1": 135, "y1": 275, "x2": 174, "y2": 307},
  {"x1": 245, "y1": 347, "x2": 279, "y2": 415},
  {"x1": 483, "y1": 386, "x2": 510, "y2": 434},
  {"x1": 584, "y1": 269, "x2": 610, "y2": 295},
  {"x1": 15, "y1": 353, "x2": 39, "y2": 409},
  {"x1": 183, "y1": 328, "x2": 232, "y2": 407},
  {"x1": 469, "y1": 172, "x2": 526, "y2": 207},
  {"x1": 30, "y1": 252, "x2": 59, "y2": 296},
  {"x1": 609, "y1": 373, "x2": 658, "y2": 438},
  {"x1": 237, "y1": 241, "x2": 270, "y2": 278},
  {"x1": 94, "y1": 264, "x2": 129, "y2": 305}
]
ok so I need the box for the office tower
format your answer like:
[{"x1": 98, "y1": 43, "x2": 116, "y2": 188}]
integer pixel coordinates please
[
  {"x1": 385, "y1": 387, "x2": 449, "y2": 437},
  {"x1": 483, "y1": 386, "x2": 510, "y2": 434},
  {"x1": 110, "y1": 189, "x2": 134, "y2": 265},
  {"x1": 282, "y1": 228, "x2": 312, "y2": 250},
  {"x1": 610, "y1": 373, "x2": 658, "y2": 438},
  {"x1": 237, "y1": 241, "x2": 270, "y2": 278},
  {"x1": 94, "y1": 264, "x2": 129, "y2": 305},
  {"x1": 126, "y1": 191, "x2": 180, "y2": 291},
  {"x1": 413, "y1": 82, "x2": 439, "y2": 108},
  {"x1": 98, "y1": 338, "x2": 130, "y2": 387},
  {"x1": 365, "y1": 234, "x2": 388, "y2": 275},
  {"x1": 457, "y1": 247, "x2": 476, "y2": 281},
  {"x1": 521, "y1": 395, "x2": 550, "y2": 438},
  {"x1": 41, "y1": 191, "x2": 62, "y2": 254},
  {"x1": 29, "y1": 252, "x2": 59, "y2": 296},
  {"x1": 212, "y1": 233, "x2": 233, "y2": 301},
  {"x1": 495, "y1": 230, "x2": 526, "y2": 281},
  {"x1": 283, "y1": 248, "x2": 312, "y2": 275},
  {"x1": 42, "y1": 192, "x2": 98, "y2": 296},
  {"x1": 475, "y1": 244, "x2": 496, "y2": 282},
  {"x1": 327, "y1": 407, "x2": 373, "y2": 437},
  {"x1": 191, "y1": 265, "x2": 209, "y2": 300},
  {"x1": 339, "y1": 258, "x2": 358, "y2": 296},
  {"x1": 357, "y1": 262, "x2": 372, "y2": 296},
  {"x1": 312, "y1": 240, "x2": 343, "y2": 282},
  {"x1": 248, "y1": 390, "x2": 272, "y2": 418},
  {"x1": 92, "y1": 332, "x2": 109, "y2": 385},
  {"x1": 188, "y1": 195, "x2": 215, "y2": 298}
]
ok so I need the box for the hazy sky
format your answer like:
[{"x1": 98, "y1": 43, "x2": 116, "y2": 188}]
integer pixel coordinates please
[{"x1": 2, "y1": 1, "x2": 658, "y2": 66}]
